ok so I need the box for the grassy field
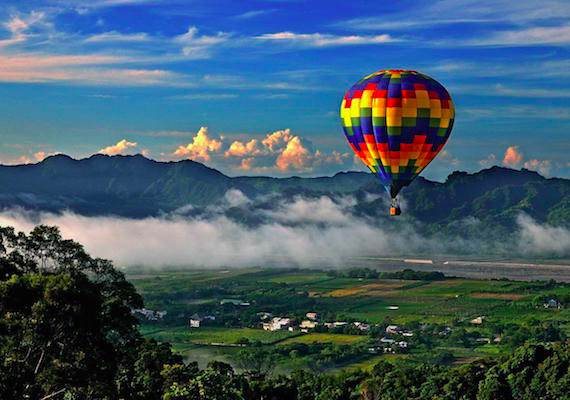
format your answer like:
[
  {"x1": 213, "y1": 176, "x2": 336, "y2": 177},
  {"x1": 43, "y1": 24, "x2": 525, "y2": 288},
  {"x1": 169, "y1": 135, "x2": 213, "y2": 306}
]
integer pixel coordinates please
[
  {"x1": 142, "y1": 326, "x2": 297, "y2": 345},
  {"x1": 277, "y1": 333, "x2": 367, "y2": 346},
  {"x1": 129, "y1": 267, "x2": 570, "y2": 372}
]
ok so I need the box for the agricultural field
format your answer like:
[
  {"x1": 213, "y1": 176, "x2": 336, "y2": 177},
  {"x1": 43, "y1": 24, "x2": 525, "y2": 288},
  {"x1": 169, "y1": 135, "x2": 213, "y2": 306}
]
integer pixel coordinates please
[
  {"x1": 277, "y1": 333, "x2": 367, "y2": 346},
  {"x1": 128, "y1": 267, "x2": 570, "y2": 372},
  {"x1": 142, "y1": 326, "x2": 297, "y2": 345}
]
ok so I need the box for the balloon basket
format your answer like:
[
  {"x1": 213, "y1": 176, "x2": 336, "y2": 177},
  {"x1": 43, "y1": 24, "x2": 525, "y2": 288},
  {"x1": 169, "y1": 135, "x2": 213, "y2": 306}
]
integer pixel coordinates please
[{"x1": 390, "y1": 206, "x2": 401, "y2": 216}]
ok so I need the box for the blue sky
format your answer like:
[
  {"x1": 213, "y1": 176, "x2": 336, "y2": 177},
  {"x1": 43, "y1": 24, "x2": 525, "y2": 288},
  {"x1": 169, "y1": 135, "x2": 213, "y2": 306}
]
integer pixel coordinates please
[{"x1": 0, "y1": 0, "x2": 568, "y2": 179}]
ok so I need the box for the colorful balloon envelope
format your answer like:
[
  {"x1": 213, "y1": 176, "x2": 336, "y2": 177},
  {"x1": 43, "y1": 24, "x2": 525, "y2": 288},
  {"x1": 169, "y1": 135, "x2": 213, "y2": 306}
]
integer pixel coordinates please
[{"x1": 340, "y1": 69, "x2": 455, "y2": 215}]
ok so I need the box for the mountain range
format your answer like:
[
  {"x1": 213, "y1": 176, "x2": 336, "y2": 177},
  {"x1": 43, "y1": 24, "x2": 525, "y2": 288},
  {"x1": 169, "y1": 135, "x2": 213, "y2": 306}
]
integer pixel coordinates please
[{"x1": 0, "y1": 154, "x2": 568, "y2": 230}]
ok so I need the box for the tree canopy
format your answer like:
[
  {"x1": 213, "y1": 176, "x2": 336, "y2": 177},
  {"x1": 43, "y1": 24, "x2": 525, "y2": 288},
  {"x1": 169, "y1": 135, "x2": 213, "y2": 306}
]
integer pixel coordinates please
[{"x1": 0, "y1": 225, "x2": 568, "y2": 400}]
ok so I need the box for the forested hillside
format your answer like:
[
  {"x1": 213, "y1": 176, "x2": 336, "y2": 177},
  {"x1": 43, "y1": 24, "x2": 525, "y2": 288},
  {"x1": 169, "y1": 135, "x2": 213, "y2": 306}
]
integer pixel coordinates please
[
  {"x1": 0, "y1": 226, "x2": 568, "y2": 399},
  {"x1": 0, "y1": 154, "x2": 568, "y2": 229}
]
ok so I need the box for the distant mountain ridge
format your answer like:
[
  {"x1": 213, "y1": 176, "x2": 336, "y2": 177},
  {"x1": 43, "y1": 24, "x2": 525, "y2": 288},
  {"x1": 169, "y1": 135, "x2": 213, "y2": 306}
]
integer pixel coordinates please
[{"x1": 0, "y1": 154, "x2": 568, "y2": 228}]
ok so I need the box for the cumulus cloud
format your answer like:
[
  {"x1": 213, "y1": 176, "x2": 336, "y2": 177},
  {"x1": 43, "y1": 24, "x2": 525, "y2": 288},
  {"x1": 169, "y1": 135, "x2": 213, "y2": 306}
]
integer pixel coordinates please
[
  {"x1": 502, "y1": 145, "x2": 523, "y2": 167},
  {"x1": 490, "y1": 145, "x2": 554, "y2": 176},
  {"x1": 239, "y1": 157, "x2": 255, "y2": 171},
  {"x1": 224, "y1": 139, "x2": 261, "y2": 157},
  {"x1": 261, "y1": 129, "x2": 293, "y2": 151},
  {"x1": 224, "y1": 128, "x2": 351, "y2": 173},
  {"x1": 523, "y1": 159, "x2": 552, "y2": 176},
  {"x1": 173, "y1": 127, "x2": 223, "y2": 162},
  {"x1": 276, "y1": 136, "x2": 311, "y2": 171},
  {"x1": 33, "y1": 151, "x2": 57, "y2": 162},
  {"x1": 99, "y1": 139, "x2": 138, "y2": 155},
  {"x1": 0, "y1": 150, "x2": 57, "y2": 165}
]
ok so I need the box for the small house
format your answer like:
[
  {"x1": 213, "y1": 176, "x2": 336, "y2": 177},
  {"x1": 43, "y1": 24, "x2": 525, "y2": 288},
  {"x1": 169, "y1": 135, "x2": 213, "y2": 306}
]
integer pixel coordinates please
[
  {"x1": 300, "y1": 320, "x2": 318, "y2": 330},
  {"x1": 132, "y1": 308, "x2": 167, "y2": 321},
  {"x1": 257, "y1": 312, "x2": 272, "y2": 320},
  {"x1": 439, "y1": 327, "x2": 452, "y2": 336},
  {"x1": 189, "y1": 314, "x2": 203, "y2": 328},
  {"x1": 353, "y1": 322, "x2": 370, "y2": 332},
  {"x1": 262, "y1": 317, "x2": 292, "y2": 331},
  {"x1": 324, "y1": 321, "x2": 348, "y2": 329},
  {"x1": 386, "y1": 325, "x2": 400, "y2": 334},
  {"x1": 220, "y1": 299, "x2": 250, "y2": 306},
  {"x1": 306, "y1": 312, "x2": 318, "y2": 320},
  {"x1": 544, "y1": 299, "x2": 561, "y2": 309},
  {"x1": 189, "y1": 313, "x2": 215, "y2": 328}
]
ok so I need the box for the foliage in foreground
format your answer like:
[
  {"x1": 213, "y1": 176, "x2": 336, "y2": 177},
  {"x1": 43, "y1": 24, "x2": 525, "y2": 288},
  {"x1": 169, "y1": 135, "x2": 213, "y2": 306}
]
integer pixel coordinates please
[{"x1": 0, "y1": 225, "x2": 568, "y2": 400}]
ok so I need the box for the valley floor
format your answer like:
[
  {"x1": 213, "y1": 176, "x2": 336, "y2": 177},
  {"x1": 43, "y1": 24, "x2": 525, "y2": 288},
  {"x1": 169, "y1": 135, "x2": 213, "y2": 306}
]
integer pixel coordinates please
[{"x1": 128, "y1": 266, "x2": 570, "y2": 372}]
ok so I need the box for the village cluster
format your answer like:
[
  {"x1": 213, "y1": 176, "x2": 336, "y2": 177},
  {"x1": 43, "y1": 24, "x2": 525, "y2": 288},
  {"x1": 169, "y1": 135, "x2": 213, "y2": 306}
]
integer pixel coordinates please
[{"x1": 133, "y1": 296, "x2": 564, "y2": 354}]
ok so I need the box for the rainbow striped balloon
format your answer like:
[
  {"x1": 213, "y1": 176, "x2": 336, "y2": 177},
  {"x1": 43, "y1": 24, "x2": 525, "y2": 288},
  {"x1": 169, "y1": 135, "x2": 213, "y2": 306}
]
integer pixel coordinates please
[{"x1": 340, "y1": 69, "x2": 455, "y2": 201}]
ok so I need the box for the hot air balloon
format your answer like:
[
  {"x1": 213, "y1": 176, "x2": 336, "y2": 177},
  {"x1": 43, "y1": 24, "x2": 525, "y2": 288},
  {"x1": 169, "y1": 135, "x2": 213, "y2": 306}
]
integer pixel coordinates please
[{"x1": 340, "y1": 69, "x2": 455, "y2": 216}]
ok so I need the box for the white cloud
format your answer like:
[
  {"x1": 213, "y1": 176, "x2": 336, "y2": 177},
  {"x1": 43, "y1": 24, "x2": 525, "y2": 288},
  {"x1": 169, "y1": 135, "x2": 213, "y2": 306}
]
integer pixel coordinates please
[
  {"x1": 172, "y1": 127, "x2": 223, "y2": 162},
  {"x1": 495, "y1": 145, "x2": 555, "y2": 176},
  {"x1": 470, "y1": 25, "x2": 570, "y2": 47},
  {"x1": 338, "y1": 0, "x2": 570, "y2": 31},
  {"x1": 0, "y1": 150, "x2": 58, "y2": 165},
  {"x1": 1, "y1": 201, "x2": 568, "y2": 269},
  {"x1": 223, "y1": 128, "x2": 351, "y2": 173},
  {"x1": 492, "y1": 84, "x2": 570, "y2": 98},
  {"x1": 261, "y1": 129, "x2": 293, "y2": 151},
  {"x1": 0, "y1": 207, "x2": 387, "y2": 268},
  {"x1": 255, "y1": 31, "x2": 396, "y2": 47},
  {"x1": 1, "y1": 11, "x2": 50, "y2": 47},
  {"x1": 232, "y1": 9, "x2": 276, "y2": 20},
  {"x1": 275, "y1": 136, "x2": 311, "y2": 171},
  {"x1": 174, "y1": 26, "x2": 230, "y2": 58},
  {"x1": 223, "y1": 189, "x2": 252, "y2": 207},
  {"x1": 262, "y1": 195, "x2": 354, "y2": 224},
  {"x1": 338, "y1": 1, "x2": 570, "y2": 49},
  {"x1": 99, "y1": 139, "x2": 138, "y2": 155},
  {"x1": 431, "y1": 59, "x2": 570, "y2": 78},
  {"x1": 85, "y1": 31, "x2": 150, "y2": 42},
  {"x1": 225, "y1": 139, "x2": 262, "y2": 158},
  {"x1": 33, "y1": 151, "x2": 55, "y2": 162},
  {"x1": 64, "y1": 0, "x2": 162, "y2": 10},
  {"x1": 0, "y1": 13, "x2": 198, "y2": 87},
  {"x1": 478, "y1": 153, "x2": 497, "y2": 168},
  {"x1": 437, "y1": 150, "x2": 460, "y2": 166},
  {"x1": 523, "y1": 159, "x2": 552, "y2": 176},
  {"x1": 461, "y1": 106, "x2": 570, "y2": 120},
  {"x1": 0, "y1": 53, "x2": 190, "y2": 86},
  {"x1": 517, "y1": 214, "x2": 570, "y2": 256}
]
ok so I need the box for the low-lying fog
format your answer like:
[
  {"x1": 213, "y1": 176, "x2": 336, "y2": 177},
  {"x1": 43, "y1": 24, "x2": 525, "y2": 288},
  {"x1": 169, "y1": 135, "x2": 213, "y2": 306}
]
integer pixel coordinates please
[{"x1": 0, "y1": 190, "x2": 569, "y2": 268}]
